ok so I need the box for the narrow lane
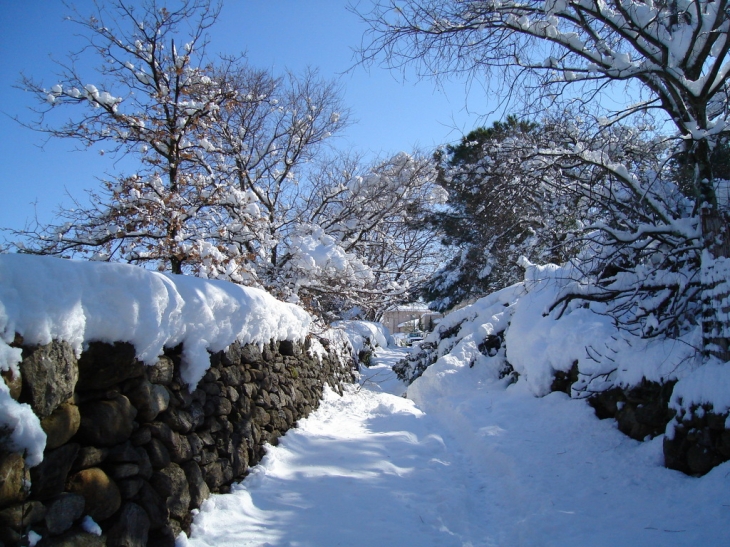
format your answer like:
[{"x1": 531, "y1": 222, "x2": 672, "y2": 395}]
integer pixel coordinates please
[
  {"x1": 185, "y1": 347, "x2": 488, "y2": 547},
  {"x1": 184, "y1": 346, "x2": 730, "y2": 547}
]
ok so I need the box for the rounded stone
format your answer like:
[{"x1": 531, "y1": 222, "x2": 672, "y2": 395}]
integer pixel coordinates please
[
  {"x1": 30, "y1": 443, "x2": 79, "y2": 501},
  {"x1": 0, "y1": 500, "x2": 45, "y2": 530},
  {"x1": 111, "y1": 463, "x2": 140, "y2": 480},
  {"x1": 1, "y1": 369, "x2": 22, "y2": 400},
  {"x1": 73, "y1": 446, "x2": 109, "y2": 471},
  {"x1": 67, "y1": 467, "x2": 122, "y2": 522},
  {"x1": 41, "y1": 402, "x2": 81, "y2": 449},
  {"x1": 146, "y1": 438, "x2": 171, "y2": 469},
  {"x1": 117, "y1": 477, "x2": 144, "y2": 499},
  {"x1": 0, "y1": 451, "x2": 29, "y2": 506},
  {"x1": 45, "y1": 492, "x2": 85, "y2": 535},
  {"x1": 107, "y1": 502, "x2": 150, "y2": 547},
  {"x1": 147, "y1": 356, "x2": 175, "y2": 385},
  {"x1": 182, "y1": 460, "x2": 210, "y2": 510},
  {"x1": 153, "y1": 463, "x2": 190, "y2": 520},
  {"x1": 76, "y1": 341, "x2": 145, "y2": 391},
  {"x1": 127, "y1": 380, "x2": 170, "y2": 422},
  {"x1": 78, "y1": 394, "x2": 137, "y2": 446}
]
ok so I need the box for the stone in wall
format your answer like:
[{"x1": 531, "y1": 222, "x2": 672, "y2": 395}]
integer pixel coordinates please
[
  {"x1": 549, "y1": 367, "x2": 730, "y2": 475},
  {"x1": 41, "y1": 403, "x2": 81, "y2": 450},
  {"x1": 663, "y1": 405, "x2": 730, "y2": 475},
  {"x1": 587, "y1": 379, "x2": 677, "y2": 441},
  {"x1": 19, "y1": 340, "x2": 78, "y2": 419}
]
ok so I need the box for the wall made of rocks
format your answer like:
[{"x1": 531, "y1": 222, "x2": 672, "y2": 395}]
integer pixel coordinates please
[
  {"x1": 0, "y1": 335, "x2": 355, "y2": 547},
  {"x1": 663, "y1": 403, "x2": 730, "y2": 476},
  {"x1": 558, "y1": 374, "x2": 730, "y2": 476}
]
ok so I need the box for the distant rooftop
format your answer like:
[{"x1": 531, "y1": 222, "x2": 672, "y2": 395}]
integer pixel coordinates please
[{"x1": 386, "y1": 303, "x2": 431, "y2": 312}]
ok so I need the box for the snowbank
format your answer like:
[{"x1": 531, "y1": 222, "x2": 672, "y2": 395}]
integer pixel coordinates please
[
  {"x1": 400, "y1": 259, "x2": 730, "y2": 475},
  {"x1": 0, "y1": 253, "x2": 312, "y2": 464},
  {"x1": 407, "y1": 259, "x2": 703, "y2": 410},
  {"x1": 407, "y1": 286, "x2": 516, "y2": 406},
  {"x1": 669, "y1": 357, "x2": 730, "y2": 418},
  {"x1": 332, "y1": 320, "x2": 394, "y2": 357},
  {"x1": 505, "y1": 262, "x2": 699, "y2": 396}
]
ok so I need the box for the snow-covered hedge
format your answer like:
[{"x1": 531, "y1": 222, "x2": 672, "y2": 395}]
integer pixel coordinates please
[{"x1": 332, "y1": 320, "x2": 394, "y2": 364}]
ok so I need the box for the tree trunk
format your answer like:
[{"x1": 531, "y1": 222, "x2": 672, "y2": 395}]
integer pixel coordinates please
[
  {"x1": 696, "y1": 140, "x2": 730, "y2": 362},
  {"x1": 170, "y1": 256, "x2": 183, "y2": 275},
  {"x1": 700, "y1": 205, "x2": 730, "y2": 362}
]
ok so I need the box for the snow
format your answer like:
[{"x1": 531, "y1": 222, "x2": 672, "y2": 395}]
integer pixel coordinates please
[
  {"x1": 0, "y1": 382, "x2": 45, "y2": 466},
  {"x1": 81, "y1": 516, "x2": 102, "y2": 536},
  {"x1": 357, "y1": 345, "x2": 409, "y2": 397},
  {"x1": 502, "y1": 261, "x2": 701, "y2": 397},
  {"x1": 282, "y1": 224, "x2": 374, "y2": 300},
  {"x1": 0, "y1": 253, "x2": 311, "y2": 465},
  {"x1": 670, "y1": 357, "x2": 730, "y2": 416},
  {"x1": 332, "y1": 320, "x2": 394, "y2": 356},
  {"x1": 184, "y1": 347, "x2": 730, "y2": 547},
  {"x1": 27, "y1": 531, "x2": 41, "y2": 547}
]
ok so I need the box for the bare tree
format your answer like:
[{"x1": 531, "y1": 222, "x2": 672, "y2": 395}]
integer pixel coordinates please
[
  {"x1": 356, "y1": 0, "x2": 730, "y2": 361},
  {"x1": 6, "y1": 1, "x2": 351, "y2": 288},
  {"x1": 8, "y1": 0, "x2": 259, "y2": 276},
  {"x1": 272, "y1": 151, "x2": 443, "y2": 319},
  {"x1": 329, "y1": 152, "x2": 443, "y2": 318},
  {"x1": 204, "y1": 64, "x2": 350, "y2": 271},
  {"x1": 4, "y1": 0, "x2": 442, "y2": 322}
]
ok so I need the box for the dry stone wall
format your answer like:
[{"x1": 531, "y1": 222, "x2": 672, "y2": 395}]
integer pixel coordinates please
[
  {"x1": 0, "y1": 335, "x2": 355, "y2": 547},
  {"x1": 562, "y1": 375, "x2": 730, "y2": 475}
]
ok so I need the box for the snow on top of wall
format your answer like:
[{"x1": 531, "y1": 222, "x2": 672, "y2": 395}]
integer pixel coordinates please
[
  {"x1": 0, "y1": 254, "x2": 312, "y2": 380},
  {"x1": 670, "y1": 357, "x2": 730, "y2": 417},
  {"x1": 0, "y1": 253, "x2": 312, "y2": 465},
  {"x1": 505, "y1": 261, "x2": 700, "y2": 396}
]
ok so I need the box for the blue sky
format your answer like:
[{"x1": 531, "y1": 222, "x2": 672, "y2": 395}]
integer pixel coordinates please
[{"x1": 0, "y1": 0, "x2": 493, "y2": 236}]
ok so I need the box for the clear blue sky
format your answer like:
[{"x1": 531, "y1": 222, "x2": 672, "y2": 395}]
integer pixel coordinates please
[{"x1": 0, "y1": 1, "x2": 493, "y2": 235}]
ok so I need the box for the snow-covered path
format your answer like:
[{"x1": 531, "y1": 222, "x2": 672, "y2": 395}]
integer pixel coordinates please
[
  {"x1": 185, "y1": 348, "x2": 487, "y2": 546},
  {"x1": 184, "y1": 347, "x2": 730, "y2": 547}
]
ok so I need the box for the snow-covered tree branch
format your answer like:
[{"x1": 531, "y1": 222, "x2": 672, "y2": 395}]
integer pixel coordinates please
[
  {"x1": 269, "y1": 152, "x2": 443, "y2": 320},
  {"x1": 4, "y1": 0, "x2": 447, "y2": 321},
  {"x1": 357, "y1": 0, "x2": 730, "y2": 361}
]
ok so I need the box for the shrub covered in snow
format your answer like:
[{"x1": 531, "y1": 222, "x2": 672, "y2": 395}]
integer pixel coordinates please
[
  {"x1": 401, "y1": 261, "x2": 702, "y2": 395},
  {"x1": 333, "y1": 320, "x2": 394, "y2": 366}
]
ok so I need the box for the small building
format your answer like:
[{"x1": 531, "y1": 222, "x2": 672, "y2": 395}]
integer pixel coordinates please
[{"x1": 381, "y1": 303, "x2": 442, "y2": 335}]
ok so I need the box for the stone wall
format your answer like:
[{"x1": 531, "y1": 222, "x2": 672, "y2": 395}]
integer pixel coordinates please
[
  {"x1": 565, "y1": 376, "x2": 730, "y2": 476},
  {"x1": 663, "y1": 403, "x2": 730, "y2": 476},
  {"x1": 0, "y1": 334, "x2": 355, "y2": 547}
]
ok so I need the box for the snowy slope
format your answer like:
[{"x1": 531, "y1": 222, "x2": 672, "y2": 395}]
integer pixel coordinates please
[{"x1": 184, "y1": 347, "x2": 730, "y2": 547}]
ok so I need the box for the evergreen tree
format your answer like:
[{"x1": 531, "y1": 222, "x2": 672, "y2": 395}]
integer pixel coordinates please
[{"x1": 424, "y1": 117, "x2": 579, "y2": 310}]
